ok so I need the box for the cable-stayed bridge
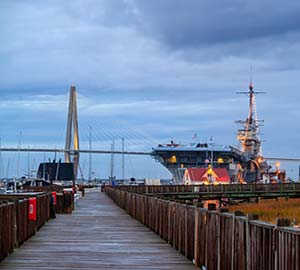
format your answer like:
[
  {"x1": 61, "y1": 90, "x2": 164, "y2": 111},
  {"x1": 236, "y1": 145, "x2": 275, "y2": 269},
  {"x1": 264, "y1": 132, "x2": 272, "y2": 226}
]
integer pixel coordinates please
[
  {"x1": 0, "y1": 148, "x2": 150, "y2": 155},
  {"x1": 0, "y1": 86, "x2": 158, "y2": 179}
]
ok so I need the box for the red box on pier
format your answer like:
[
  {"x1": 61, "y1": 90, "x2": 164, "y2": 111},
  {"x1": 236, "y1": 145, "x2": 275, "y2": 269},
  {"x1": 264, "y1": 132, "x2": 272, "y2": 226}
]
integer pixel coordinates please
[
  {"x1": 52, "y1": 191, "x2": 57, "y2": 205},
  {"x1": 28, "y1": 197, "x2": 37, "y2": 221}
]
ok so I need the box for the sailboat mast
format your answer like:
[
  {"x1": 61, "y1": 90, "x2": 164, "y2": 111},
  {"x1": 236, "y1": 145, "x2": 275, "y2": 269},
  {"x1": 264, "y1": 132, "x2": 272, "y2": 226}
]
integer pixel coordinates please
[
  {"x1": 110, "y1": 140, "x2": 115, "y2": 180},
  {"x1": 89, "y1": 126, "x2": 92, "y2": 181},
  {"x1": 122, "y1": 138, "x2": 125, "y2": 180}
]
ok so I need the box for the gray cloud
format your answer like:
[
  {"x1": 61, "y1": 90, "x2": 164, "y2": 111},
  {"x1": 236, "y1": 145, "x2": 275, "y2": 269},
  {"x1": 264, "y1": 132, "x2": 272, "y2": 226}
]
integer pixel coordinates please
[
  {"x1": 1, "y1": 0, "x2": 300, "y2": 178},
  {"x1": 1, "y1": 0, "x2": 300, "y2": 94},
  {"x1": 132, "y1": 1, "x2": 300, "y2": 46}
]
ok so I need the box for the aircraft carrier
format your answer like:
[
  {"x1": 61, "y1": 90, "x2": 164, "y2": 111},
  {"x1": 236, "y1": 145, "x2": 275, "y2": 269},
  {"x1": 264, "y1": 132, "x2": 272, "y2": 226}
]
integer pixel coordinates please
[{"x1": 152, "y1": 82, "x2": 285, "y2": 184}]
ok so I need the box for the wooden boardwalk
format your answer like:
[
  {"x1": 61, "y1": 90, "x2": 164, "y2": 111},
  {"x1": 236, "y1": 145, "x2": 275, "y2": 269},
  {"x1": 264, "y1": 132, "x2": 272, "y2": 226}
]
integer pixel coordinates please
[{"x1": 0, "y1": 191, "x2": 196, "y2": 270}]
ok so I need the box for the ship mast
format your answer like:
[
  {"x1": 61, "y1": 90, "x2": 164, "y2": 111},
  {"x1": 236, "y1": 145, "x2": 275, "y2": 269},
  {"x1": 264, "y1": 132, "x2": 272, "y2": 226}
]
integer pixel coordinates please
[{"x1": 236, "y1": 81, "x2": 265, "y2": 157}]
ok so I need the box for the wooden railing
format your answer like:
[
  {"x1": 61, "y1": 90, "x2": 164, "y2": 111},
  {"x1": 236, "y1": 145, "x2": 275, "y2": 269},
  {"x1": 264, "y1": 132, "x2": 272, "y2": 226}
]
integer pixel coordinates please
[
  {"x1": 0, "y1": 193, "x2": 50, "y2": 261},
  {"x1": 115, "y1": 183, "x2": 300, "y2": 194},
  {"x1": 21, "y1": 186, "x2": 75, "y2": 213},
  {"x1": 55, "y1": 192, "x2": 74, "y2": 214},
  {"x1": 0, "y1": 192, "x2": 74, "y2": 262},
  {"x1": 105, "y1": 186, "x2": 300, "y2": 270},
  {"x1": 113, "y1": 183, "x2": 300, "y2": 200}
]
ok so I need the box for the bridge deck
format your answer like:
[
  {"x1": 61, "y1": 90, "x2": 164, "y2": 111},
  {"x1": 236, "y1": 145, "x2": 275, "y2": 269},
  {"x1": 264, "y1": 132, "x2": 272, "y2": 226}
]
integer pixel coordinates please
[{"x1": 0, "y1": 191, "x2": 196, "y2": 270}]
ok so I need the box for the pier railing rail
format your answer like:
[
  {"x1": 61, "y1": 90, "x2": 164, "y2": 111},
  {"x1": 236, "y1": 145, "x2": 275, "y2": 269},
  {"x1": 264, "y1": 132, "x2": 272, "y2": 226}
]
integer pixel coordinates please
[
  {"x1": 0, "y1": 191, "x2": 74, "y2": 262},
  {"x1": 21, "y1": 187, "x2": 75, "y2": 213},
  {"x1": 0, "y1": 193, "x2": 50, "y2": 261},
  {"x1": 114, "y1": 183, "x2": 300, "y2": 194},
  {"x1": 105, "y1": 186, "x2": 300, "y2": 270}
]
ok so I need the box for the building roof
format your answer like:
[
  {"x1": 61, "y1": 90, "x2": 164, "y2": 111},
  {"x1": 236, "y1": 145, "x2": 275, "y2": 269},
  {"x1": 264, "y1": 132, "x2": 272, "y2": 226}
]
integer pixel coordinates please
[
  {"x1": 186, "y1": 168, "x2": 207, "y2": 181},
  {"x1": 186, "y1": 167, "x2": 230, "y2": 182}
]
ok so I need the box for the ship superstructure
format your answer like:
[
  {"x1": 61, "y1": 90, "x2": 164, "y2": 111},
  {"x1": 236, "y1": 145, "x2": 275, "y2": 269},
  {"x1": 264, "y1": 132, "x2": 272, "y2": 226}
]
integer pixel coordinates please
[
  {"x1": 235, "y1": 81, "x2": 271, "y2": 182},
  {"x1": 236, "y1": 81, "x2": 263, "y2": 157}
]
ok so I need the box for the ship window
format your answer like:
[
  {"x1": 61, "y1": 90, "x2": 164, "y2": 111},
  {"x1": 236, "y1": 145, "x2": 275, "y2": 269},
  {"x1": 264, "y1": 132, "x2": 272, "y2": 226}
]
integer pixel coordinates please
[
  {"x1": 217, "y1": 158, "x2": 224, "y2": 163},
  {"x1": 167, "y1": 155, "x2": 177, "y2": 163}
]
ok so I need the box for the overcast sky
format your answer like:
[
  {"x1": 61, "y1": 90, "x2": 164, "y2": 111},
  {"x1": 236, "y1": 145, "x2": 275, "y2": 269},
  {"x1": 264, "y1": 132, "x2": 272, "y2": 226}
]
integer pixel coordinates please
[{"x1": 1, "y1": 0, "x2": 300, "y2": 179}]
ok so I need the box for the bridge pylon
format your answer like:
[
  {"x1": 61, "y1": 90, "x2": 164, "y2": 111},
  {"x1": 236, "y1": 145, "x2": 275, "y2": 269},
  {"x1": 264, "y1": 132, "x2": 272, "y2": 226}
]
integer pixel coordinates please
[{"x1": 65, "y1": 85, "x2": 79, "y2": 179}]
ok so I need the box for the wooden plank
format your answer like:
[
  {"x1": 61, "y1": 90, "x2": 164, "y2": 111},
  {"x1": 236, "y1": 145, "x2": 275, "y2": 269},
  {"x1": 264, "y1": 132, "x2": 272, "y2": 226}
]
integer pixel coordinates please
[{"x1": 0, "y1": 191, "x2": 195, "y2": 270}]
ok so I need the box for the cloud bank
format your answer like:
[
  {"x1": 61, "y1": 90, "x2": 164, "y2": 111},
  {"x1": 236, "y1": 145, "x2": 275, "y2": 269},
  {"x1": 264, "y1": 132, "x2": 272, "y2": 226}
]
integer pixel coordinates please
[{"x1": 0, "y1": 0, "x2": 300, "y2": 178}]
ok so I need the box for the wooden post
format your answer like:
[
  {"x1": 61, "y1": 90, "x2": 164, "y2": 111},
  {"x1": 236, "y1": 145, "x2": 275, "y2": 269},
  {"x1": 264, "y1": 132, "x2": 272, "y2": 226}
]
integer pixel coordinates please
[
  {"x1": 295, "y1": 235, "x2": 299, "y2": 270},
  {"x1": 231, "y1": 213, "x2": 235, "y2": 270},
  {"x1": 185, "y1": 205, "x2": 188, "y2": 257},
  {"x1": 234, "y1": 210, "x2": 245, "y2": 216},
  {"x1": 246, "y1": 215, "x2": 250, "y2": 270},
  {"x1": 276, "y1": 218, "x2": 291, "y2": 227},
  {"x1": 173, "y1": 203, "x2": 176, "y2": 249},
  {"x1": 208, "y1": 203, "x2": 216, "y2": 211},
  {"x1": 12, "y1": 199, "x2": 18, "y2": 248},
  {"x1": 178, "y1": 206, "x2": 182, "y2": 254},
  {"x1": 195, "y1": 202, "x2": 204, "y2": 208},
  {"x1": 217, "y1": 213, "x2": 221, "y2": 270},
  {"x1": 194, "y1": 208, "x2": 199, "y2": 266},
  {"x1": 167, "y1": 202, "x2": 171, "y2": 244},
  {"x1": 205, "y1": 211, "x2": 208, "y2": 268}
]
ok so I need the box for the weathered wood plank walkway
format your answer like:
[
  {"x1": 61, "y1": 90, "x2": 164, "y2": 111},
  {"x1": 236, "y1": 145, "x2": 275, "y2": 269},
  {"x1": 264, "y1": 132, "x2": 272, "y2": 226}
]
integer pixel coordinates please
[{"x1": 0, "y1": 191, "x2": 196, "y2": 270}]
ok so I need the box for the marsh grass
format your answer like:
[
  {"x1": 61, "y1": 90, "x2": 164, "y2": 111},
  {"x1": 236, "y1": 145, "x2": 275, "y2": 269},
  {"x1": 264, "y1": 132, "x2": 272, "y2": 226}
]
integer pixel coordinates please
[{"x1": 229, "y1": 198, "x2": 300, "y2": 225}]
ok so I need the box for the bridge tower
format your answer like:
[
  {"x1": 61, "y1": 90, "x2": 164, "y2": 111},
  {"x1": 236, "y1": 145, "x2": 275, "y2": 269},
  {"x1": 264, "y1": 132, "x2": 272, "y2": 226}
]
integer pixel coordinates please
[{"x1": 65, "y1": 85, "x2": 79, "y2": 179}]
